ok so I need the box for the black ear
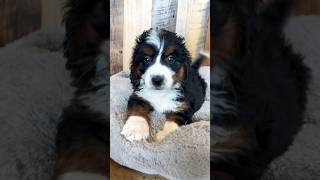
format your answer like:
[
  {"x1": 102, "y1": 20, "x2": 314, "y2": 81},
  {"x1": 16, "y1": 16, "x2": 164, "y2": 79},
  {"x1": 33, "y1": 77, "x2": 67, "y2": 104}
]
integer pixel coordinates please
[
  {"x1": 213, "y1": 0, "x2": 234, "y2": 29},
  {"x1": 63, "y1": 0, "x2": 108, "y2": 89},
  {"x1": 255, "y1": 0, "x2": 296, "y2": 24},
  {"x1": 129, "y1": 63, "x2": 142, "y2": 89}
]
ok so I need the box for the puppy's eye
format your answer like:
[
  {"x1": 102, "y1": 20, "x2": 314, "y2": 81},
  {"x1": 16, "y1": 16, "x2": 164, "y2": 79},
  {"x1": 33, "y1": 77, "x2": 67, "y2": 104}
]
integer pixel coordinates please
[
  {"x1": 143, "y1": 56, "x2": 152, "y2": 64},
  {"x1": 167, "y1": 55, "x2": 175, "y2": 63}
]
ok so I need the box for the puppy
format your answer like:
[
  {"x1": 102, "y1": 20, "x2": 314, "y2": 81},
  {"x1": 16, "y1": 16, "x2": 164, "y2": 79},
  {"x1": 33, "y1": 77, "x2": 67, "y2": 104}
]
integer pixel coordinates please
[
  {"x1": 53, "y1": 0, "x2": 109, "y2": 179},
  {"x1": 212, "y1": 0, "x2": 310, "y2": 179},
  {"x1": 121, "y1": 29, "x2": 207, "y2": 142}
]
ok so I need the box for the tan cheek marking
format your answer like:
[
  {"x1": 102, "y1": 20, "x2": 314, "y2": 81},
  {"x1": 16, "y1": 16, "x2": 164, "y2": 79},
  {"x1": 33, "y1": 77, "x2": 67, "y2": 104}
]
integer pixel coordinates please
[{"x1": 172, "y1": 65, "x2": 185, "y2": 82}]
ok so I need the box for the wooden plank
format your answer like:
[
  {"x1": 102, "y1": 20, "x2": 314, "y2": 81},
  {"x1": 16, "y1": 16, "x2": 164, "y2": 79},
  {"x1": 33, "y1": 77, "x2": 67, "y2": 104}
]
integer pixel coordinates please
[
  {"x1": 294, "y1": 0, "x2": 320, "y2": 15},
  {"x1": 116, "y1": 0, "x2": 211, "y2": 70},
  {"x1": 0, "y1": 1, "x2": 5, "y2": 46},
  {"x1": 41, "y1": 0, "x2": 64, "y2": 28},
  {"x1": 151, "y1": 0, "x2": 178, "y2": 32},
  {"x1": 122, "y1": 0, "x2": 152, "y2": 70},
  {"x1": 204, "y1": 18, "x2": 210, "y2": 52},
  {"x1": 0, "y1": 0, "x2": 41, "y2": 47},
  {"x1": 110, "y1": 0, "x2": 124, "y2": 75},
  {"x1": 176, "y1": 0, "x2": 210, "y2": 59},
  {"x1": 110, "y1": 160, "x2": 165, "y2": 180}
]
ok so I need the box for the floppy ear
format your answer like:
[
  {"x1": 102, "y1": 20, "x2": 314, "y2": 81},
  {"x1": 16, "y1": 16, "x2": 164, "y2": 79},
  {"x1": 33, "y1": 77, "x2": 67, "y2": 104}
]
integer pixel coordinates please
[
  {"x1": 63, "y1": 0, "x2": 107, "y2": 88},
  {"x1": 129, "y1": 63, "x2": 142, "y2": 89},
  {"x1": 213, "y1": 1, "x2": 243, "y2": 67},
  {"x1": 184, "y1": 63, "x2": 189, "y2": 81},
  {"x1": 255, "y1": 0, "x2": 296, "y2": 23},
  {"x1": 129, "y1": 47, "x2": 143, "y2": 89},
  {"x1": 213, "y1": 0, "x2": 234, "y2": 30}
]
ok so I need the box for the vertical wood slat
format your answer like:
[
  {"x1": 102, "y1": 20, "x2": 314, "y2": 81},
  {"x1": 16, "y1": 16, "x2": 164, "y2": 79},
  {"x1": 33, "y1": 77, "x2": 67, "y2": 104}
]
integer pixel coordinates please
[
  {"x1": 0, "y1": 0, "x2": 7, "y2": 46},
  {"x1": 110, "y1": 0, "x2": 124, "y2": 75},
  {"x1": 0, "y1": 0, "x2": 41, "y2": 47},
  {"x1": 122, "y1": 0, "x2": 152, "y2": 70},
  {"x1": 294, "y1": 0, "x2": 320, "y2": 15},
  {"x1": 176, "y1": 0, "x2": 210, "y2": 59},
  {"x1": 151, "y1": 0, "x2": 178, "y2": 32},
  {"x1": 204, "y1": 18, "x2": 210, "y2": 52},
  {"x1": 41, "y1": 0, "x2": 64, "y2": 28}
]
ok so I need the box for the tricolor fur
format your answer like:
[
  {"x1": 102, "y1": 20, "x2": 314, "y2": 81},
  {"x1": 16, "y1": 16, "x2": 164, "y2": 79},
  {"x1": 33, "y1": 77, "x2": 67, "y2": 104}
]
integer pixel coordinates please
[
  {"x1": 121, "y1": 29, "x2": 207, "y2": 142},
  {"x1": 53, "y1": 0, "x2": 109, "y2": 179},
  {"x1": 212, "y1": 0, "x2": 310, "y2": 179}
]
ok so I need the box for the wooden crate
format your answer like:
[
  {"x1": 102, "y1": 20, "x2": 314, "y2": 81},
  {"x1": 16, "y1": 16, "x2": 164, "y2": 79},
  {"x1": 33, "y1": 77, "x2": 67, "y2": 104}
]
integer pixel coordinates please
[
  {"x1": 110, "y1": 0, "x2": 211, "y2": 74},
  {"x1": 294, "y1": 0, "x2": 320, "y2": 15},
  {"x1": 0, "y1": 0, "x2": 41, "y2": 47},
  {"x1": 41, "y1": 0, "x2": 64, "y2": 28}
]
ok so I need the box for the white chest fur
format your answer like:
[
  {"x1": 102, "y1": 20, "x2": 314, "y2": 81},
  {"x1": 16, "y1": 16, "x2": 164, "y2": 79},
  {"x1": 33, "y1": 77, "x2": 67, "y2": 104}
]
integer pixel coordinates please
[{"x1": 136, "y1": 88, "x2": 183, "y2": 113}]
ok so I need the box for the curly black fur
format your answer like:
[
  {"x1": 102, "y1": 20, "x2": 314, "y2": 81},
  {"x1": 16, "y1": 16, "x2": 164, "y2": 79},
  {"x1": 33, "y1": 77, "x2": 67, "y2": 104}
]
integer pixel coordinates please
[
  {"x1": 212, "y1": 0, "x2": 310, "y2": 179},
  {"x1": 129, "y1": 29, "x2": 206, "y2": 125},
  {"x1": 53, "y1": 0, "x2": 109, "y2": 179}
]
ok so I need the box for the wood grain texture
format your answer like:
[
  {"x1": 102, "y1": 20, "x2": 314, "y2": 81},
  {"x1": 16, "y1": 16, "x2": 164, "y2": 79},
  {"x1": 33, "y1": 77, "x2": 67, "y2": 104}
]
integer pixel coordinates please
[
  {"x1": 110, "y1": 160, "x2": 166, "y2": 180},
  {"x1": 122, "y1": 0, "x2": 152, "y2": 70},
  {"x1": 204, "y1": 18, "x2": 210, "y2": 52},
  {"x1": 294, "y1": 0, "x2": 320, "y2": 15},
  {"x1": 175, "y1": 0, "x2": 210, "y2": 59},
  {"x1": 0, "y1": 0, "x2": 41, "y2": 47},
  {"x1": 41, "y1": 0, "x2": 64, "y2": 28},
  {"x1": 110, "y1": 0, "x2": 124, "y2": 75}
]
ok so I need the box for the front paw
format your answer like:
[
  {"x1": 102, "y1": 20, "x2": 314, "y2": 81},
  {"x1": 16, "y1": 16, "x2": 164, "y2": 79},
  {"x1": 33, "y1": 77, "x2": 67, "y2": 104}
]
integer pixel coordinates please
[
  {"x1": 155, "y1": 121, "x2": 179, "y2": 142},
  {"x1": 121, "y1": 116, "x2": 150, "y2": 142}
]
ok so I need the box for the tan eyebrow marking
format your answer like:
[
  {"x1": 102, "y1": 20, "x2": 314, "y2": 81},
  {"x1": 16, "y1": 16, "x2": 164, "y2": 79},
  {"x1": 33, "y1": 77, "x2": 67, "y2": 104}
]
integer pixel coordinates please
[
  {"x1": 164, "y1": 46, "x2": 175, "y2": 56},
  {"x1": 142, "y1": 47, "x2": 154, "y2": 56}
]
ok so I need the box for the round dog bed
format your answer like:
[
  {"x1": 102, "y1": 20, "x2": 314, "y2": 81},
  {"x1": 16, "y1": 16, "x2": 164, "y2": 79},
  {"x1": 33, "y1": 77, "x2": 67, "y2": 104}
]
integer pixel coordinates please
[
  {"x1": 1, "y1": 16, "x2": 320, "y2": 180},
  {"x1": 110, "y1": 68, "x2": 210, "y2": 180}
]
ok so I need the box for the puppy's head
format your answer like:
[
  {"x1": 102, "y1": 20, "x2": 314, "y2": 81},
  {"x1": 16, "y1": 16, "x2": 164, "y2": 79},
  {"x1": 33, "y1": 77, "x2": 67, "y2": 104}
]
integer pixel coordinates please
[
  {"x1": 63, "y1": 0, "x2": 108, "y2": 88},
  {"x1": 213, "y1": 0, "x2": 295, "y2": 67},
  {"x1": 130, "y1": 29, "x2": 191, "y2": 90}
]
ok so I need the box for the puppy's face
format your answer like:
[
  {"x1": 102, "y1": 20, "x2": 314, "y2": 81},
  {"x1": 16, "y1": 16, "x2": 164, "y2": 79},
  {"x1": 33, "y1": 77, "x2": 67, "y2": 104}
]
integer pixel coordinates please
[{"x1": 130, "y1": 29, "x2": 191, "y2": 90}]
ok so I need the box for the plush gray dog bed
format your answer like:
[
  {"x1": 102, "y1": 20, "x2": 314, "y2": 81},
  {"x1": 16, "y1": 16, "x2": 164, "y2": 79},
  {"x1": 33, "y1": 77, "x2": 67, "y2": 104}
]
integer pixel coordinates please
[
  {"x1": 110, "y1": 67, "x2": 210, "y2": 180},
  {"x1": 261, "y1": 16, "x2": 320, "y2": 180},
  {"x1": 0, "y1": 16, "x2": 320, "y2": 180},
  {"x1": 0, "y1": 27, "x2": 74, "y2": 180}
]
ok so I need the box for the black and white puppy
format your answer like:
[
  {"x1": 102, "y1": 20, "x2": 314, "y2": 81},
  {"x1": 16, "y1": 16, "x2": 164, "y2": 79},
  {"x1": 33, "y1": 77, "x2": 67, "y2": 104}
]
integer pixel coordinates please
[
  {"x1": 121, "y1": 29, "x2": 207, "y2": 142},
  {"x1": 53, "y1": 0, "x2": 109, "y2": 179},
  {"x1": 212, "y1": 0, "x2": 310, "y2": 179}
]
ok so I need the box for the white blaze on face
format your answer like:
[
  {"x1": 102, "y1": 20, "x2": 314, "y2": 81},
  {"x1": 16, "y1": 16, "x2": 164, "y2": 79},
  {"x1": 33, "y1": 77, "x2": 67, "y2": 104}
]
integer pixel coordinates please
[
  {"x1": 136, "y1": 30, "x2": 182, "y2": 113},
  {"x1": 143, "y1": 30, "x2": 175, "y2": 90}
]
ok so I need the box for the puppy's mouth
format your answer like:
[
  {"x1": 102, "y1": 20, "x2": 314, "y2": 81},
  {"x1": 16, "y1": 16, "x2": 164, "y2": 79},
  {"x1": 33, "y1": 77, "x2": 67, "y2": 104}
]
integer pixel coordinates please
[{"x1": 152, "y1": 86, "x2": 164, "y2": 90}]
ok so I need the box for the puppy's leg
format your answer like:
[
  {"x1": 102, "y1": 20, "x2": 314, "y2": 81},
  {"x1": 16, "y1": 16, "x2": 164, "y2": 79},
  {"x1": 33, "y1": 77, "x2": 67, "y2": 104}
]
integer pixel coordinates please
[
  {"x1": 121, "y1": 95, "x2": 153, "y2": 142},
  {"x1": 155, "y1": 114, "x2": 184, "y2": 142},
  {"x1": 53, "y1": 115, "x2": 108, "y2": 180}
]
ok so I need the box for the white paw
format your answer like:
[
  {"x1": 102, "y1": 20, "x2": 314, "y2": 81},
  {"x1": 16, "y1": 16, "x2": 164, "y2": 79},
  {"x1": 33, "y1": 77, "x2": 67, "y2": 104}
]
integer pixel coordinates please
[
  {"x1": 155, "y1": 121, "x2": 179, "y2": 142},
  {"x1": 121, "y1": 116, "x2": 150, "y2": 142}
]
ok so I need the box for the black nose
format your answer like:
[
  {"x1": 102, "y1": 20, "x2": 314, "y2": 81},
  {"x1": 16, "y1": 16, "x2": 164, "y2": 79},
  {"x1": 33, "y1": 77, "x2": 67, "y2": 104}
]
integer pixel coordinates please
[{"x1": 151, "y1": 75, "x2": 164, "y2": 87}]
